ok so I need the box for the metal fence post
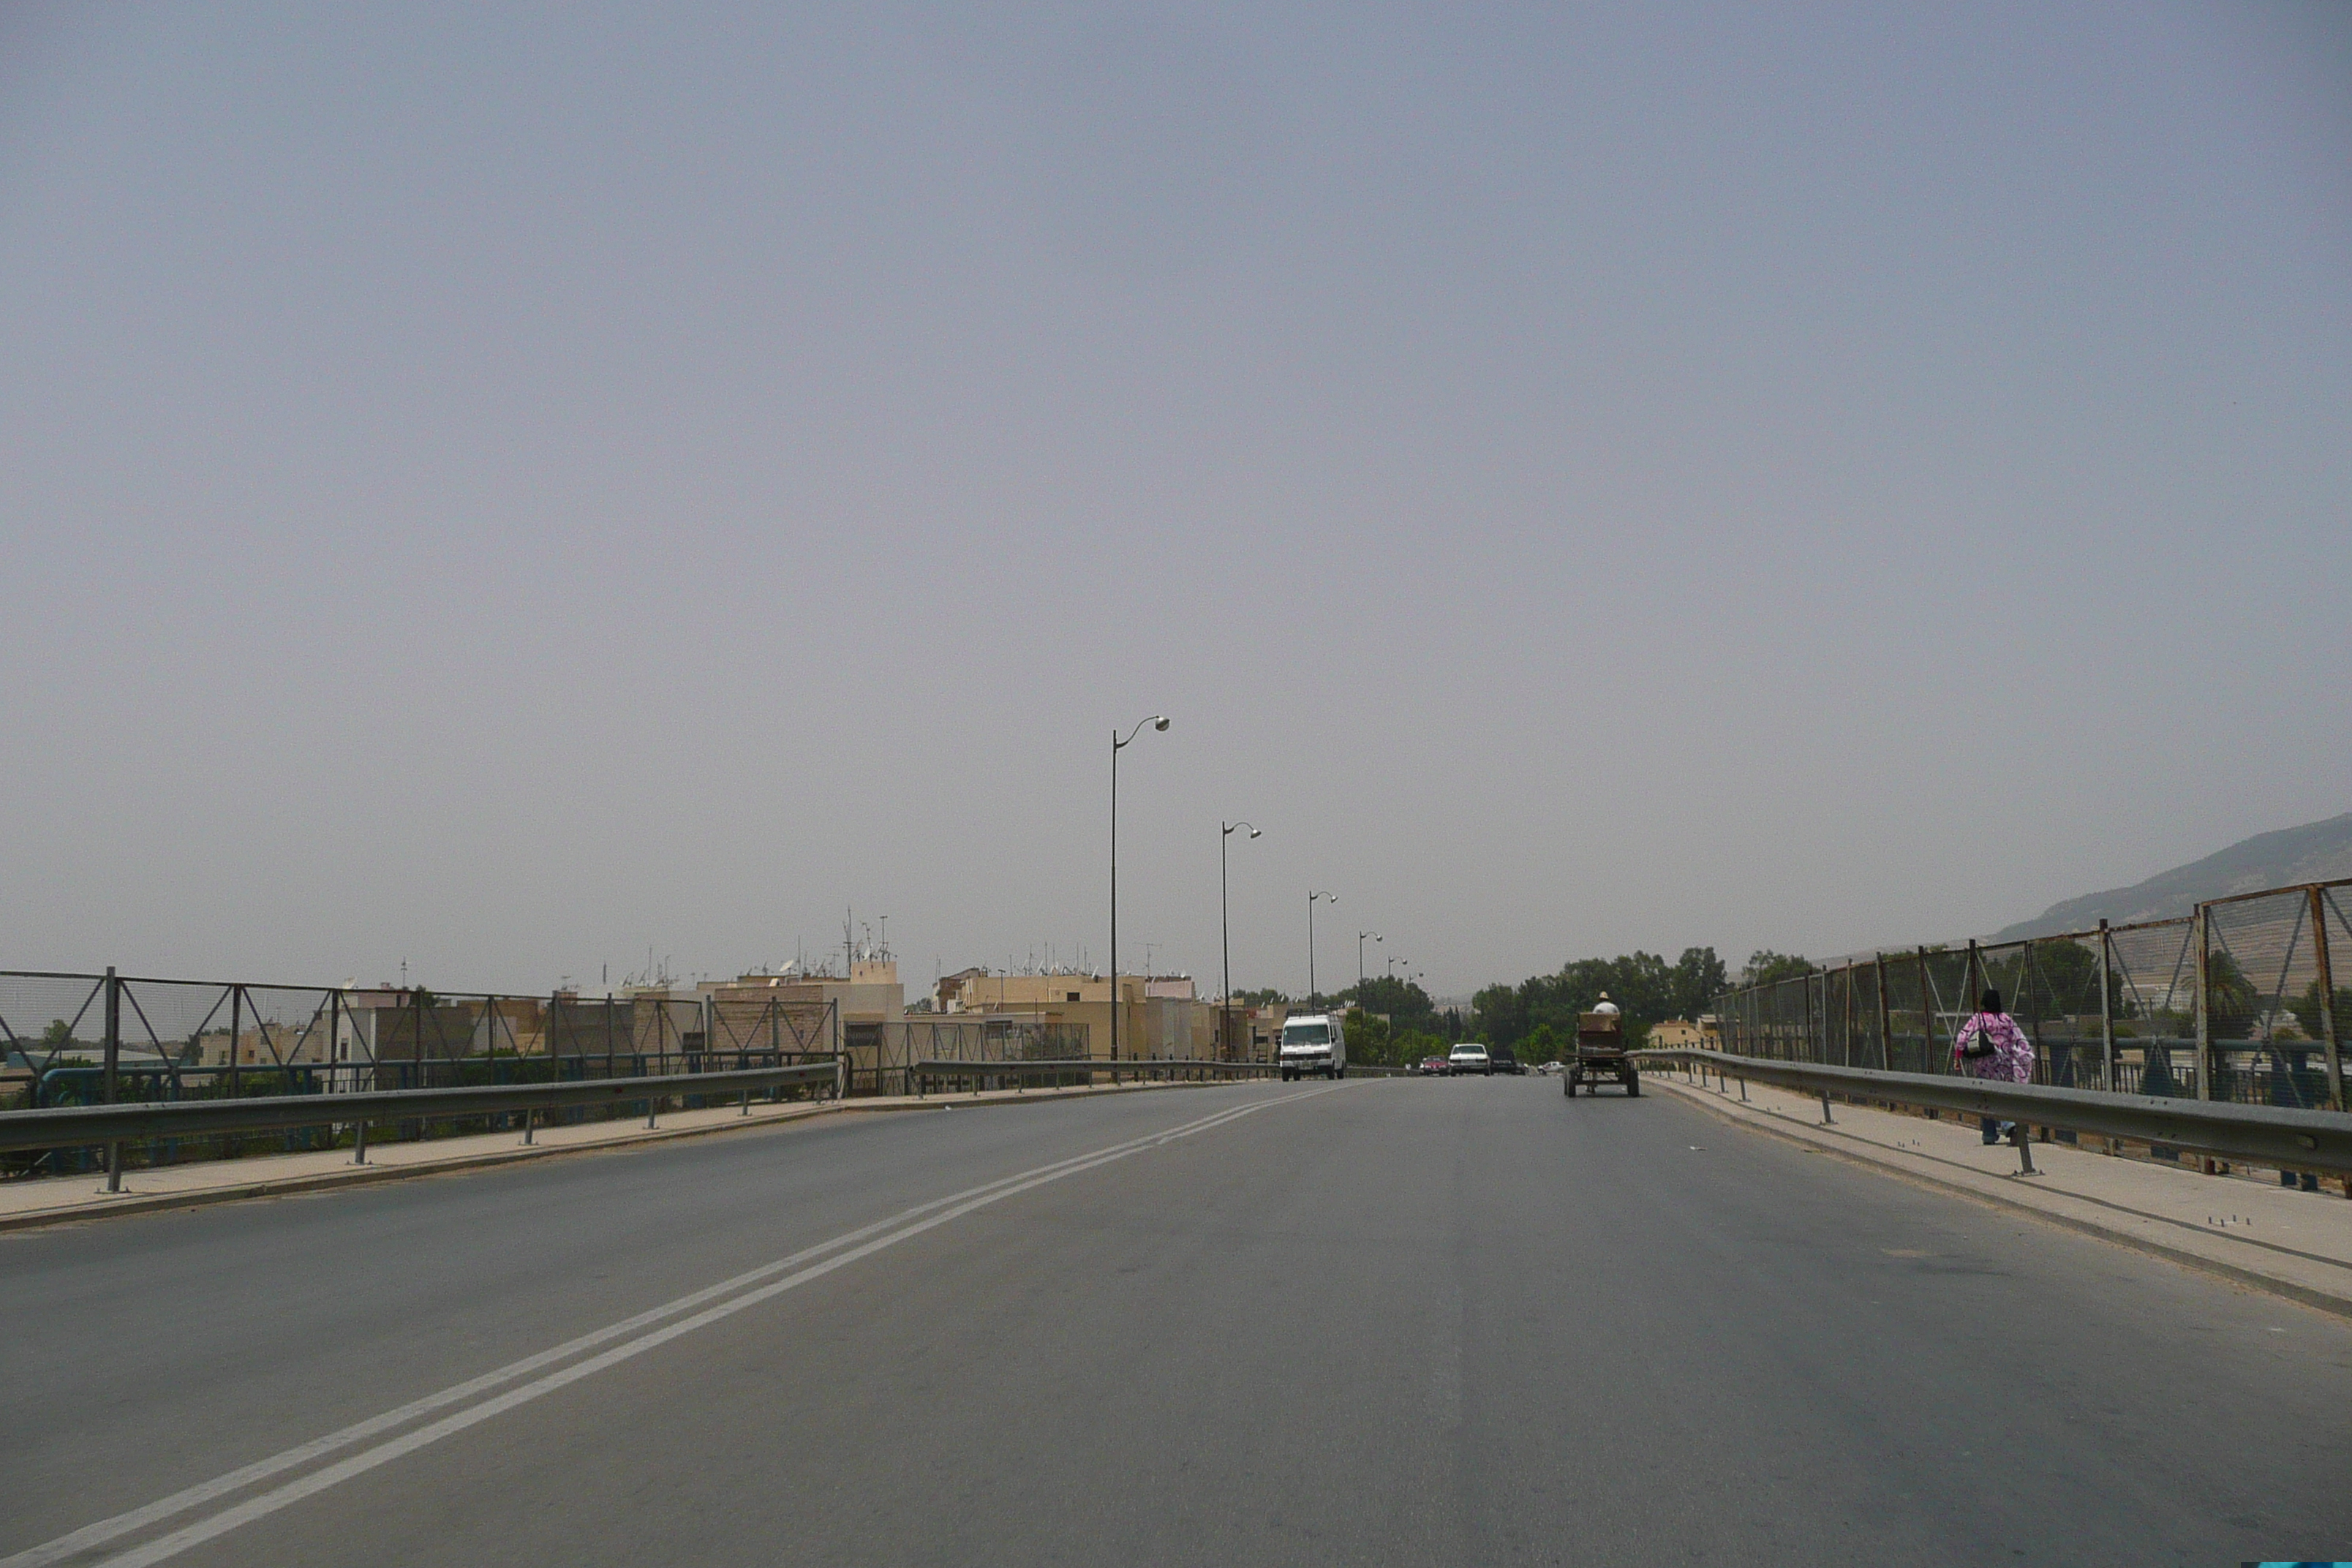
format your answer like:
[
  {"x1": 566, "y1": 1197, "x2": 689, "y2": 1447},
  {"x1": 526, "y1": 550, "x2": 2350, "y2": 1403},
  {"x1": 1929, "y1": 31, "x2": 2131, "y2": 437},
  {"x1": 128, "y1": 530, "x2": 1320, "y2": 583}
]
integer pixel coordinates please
[
  {"x1": 1841, "y1": 964, "x2": 1856, "y2": 1069},
  {"x1": 2097, "y1": 921, "x2": 2116, "y2": 1096},
  {"x1": 2021, "y1": 938, "x2": 2041, "y2": 1085},
  {"x1": 2311, "y1": 886, "x2": 2342, "y2": 1114},
  {"x1": 1802, "y1": 973, "x2": 1816, "y2": 1064},
  {"x1": 2194, "y1": 905, "x2": 2212, "y2": 1103},
  {"x1": 1917, "y1": 947, "x2": 1936, "y2": 1076},
  {"x1": 1874, "y1": 954, "x2": 1893, "y2": 1072},
  {"x1": 103, "y1": 966, "x2": 121, "y2": 1192},
  {"x1": 228, "y1": 983, "x2": 243, "y2": 1100}
]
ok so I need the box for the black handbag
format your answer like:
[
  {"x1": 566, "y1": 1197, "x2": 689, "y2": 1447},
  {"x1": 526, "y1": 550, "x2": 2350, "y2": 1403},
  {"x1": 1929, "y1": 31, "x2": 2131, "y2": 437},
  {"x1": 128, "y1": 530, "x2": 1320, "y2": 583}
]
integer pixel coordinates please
[{"x1": 1960, "y1": 1015, "x2": 1999, "y2": 1060}]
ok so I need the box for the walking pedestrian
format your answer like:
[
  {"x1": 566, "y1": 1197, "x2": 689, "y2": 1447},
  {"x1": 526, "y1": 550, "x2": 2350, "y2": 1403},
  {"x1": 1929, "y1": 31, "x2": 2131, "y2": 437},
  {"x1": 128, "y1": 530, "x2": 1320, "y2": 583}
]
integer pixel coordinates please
[{"x1": 1953, "y1": 988, "x2": 2035, "y2": 1145}]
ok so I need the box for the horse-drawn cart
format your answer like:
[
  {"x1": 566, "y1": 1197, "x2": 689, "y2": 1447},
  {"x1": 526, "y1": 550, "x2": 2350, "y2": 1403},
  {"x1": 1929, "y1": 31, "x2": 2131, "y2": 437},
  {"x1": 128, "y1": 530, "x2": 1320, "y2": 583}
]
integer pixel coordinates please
[{"x1": 1564, "y1": 1009, "x2": 1639, "y2": 1097}]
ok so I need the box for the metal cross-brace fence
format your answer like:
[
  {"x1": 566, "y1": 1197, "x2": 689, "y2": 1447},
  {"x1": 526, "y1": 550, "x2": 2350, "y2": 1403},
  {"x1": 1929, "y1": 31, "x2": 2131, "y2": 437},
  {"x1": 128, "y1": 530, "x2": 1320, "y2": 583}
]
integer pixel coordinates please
[
  {"x1": 1711, "y1": 877, "x2": 2349, "y2": 1115},
  {"x1": 0, "y1": 968, "x2": 842, "y2": 1180}
]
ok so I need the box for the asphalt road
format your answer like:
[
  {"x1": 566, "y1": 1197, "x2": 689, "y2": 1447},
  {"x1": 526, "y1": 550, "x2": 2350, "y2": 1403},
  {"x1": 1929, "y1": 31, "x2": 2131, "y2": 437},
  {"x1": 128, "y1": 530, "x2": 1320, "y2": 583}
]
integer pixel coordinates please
[{"x1": 4, "y1": 1075, "x2": 2348, "y2": 1565}]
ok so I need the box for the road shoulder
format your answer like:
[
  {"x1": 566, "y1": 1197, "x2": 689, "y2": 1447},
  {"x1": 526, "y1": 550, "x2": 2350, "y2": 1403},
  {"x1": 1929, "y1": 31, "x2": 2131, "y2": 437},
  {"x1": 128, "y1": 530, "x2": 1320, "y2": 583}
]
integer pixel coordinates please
[
  {"x1": 1641, "y1": 1069, "x2": 2352, "y2": 1319},
  {"x1": 0, "y1": 1077, "x2": 1233, "y2": 1235}
]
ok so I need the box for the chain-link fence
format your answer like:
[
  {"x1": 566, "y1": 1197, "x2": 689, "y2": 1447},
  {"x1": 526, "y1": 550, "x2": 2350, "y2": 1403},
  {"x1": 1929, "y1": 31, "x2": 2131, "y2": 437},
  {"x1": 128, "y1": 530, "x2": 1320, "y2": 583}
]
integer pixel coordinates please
[
  {"x1": 1716, "y1": 879, "x2": 2351, "y2": 1114},
  {"x1": 0, "y1": 970, "x2": 843, "y2": 1177}
]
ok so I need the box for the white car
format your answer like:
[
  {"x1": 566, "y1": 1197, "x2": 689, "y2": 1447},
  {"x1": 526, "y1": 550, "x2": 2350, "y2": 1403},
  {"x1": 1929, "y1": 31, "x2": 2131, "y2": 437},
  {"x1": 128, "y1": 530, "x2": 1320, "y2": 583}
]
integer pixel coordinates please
[{"x1": 1447, "y1": 1043, "x2": 1491, "y2": 1077}]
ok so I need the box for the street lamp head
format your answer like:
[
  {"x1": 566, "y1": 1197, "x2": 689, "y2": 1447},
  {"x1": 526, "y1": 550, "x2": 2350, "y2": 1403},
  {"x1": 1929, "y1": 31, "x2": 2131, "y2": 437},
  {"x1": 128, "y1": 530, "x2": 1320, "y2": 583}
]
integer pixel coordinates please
[
  {"x1": 1117, "y1": 713, "x2": 1172, "y2": 749},
  {"x1": 1248, "y1": 827, "x2": 1261, "y2": 839}
]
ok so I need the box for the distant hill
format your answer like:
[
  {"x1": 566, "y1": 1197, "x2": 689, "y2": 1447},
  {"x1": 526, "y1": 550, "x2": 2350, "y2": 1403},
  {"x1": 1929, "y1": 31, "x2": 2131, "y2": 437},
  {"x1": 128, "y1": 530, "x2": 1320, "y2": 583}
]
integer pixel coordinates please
[{"x1": 1991, "y1": 813, "x2": 2352, "y2": 940}]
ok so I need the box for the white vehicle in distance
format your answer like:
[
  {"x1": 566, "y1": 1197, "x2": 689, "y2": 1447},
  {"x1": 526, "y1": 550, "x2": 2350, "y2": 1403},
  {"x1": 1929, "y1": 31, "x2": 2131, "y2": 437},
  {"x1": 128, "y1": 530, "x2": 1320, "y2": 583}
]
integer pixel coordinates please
[
  {"x1": 1447, "y1": 1042, "x2": 1491, "y2": 1077},
  {"x1": 1278, "y1": 1014, "x2": 1346, "y2": 1081}
]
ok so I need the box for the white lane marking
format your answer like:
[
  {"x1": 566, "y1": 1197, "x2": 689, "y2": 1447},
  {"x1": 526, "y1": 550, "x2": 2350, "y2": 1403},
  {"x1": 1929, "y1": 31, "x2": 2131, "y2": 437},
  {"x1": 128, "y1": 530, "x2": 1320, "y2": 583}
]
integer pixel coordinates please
[{"x1": 9, "y1": 1084, "x2": 1342, "y2": 1568}]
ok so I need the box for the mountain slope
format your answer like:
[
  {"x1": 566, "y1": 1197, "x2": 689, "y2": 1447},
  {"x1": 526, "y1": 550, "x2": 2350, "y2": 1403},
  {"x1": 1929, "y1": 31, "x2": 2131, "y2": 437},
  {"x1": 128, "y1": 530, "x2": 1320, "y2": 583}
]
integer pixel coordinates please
[{"x1": 1991, "y1": 813, "x2": 2352, "y2": 940}]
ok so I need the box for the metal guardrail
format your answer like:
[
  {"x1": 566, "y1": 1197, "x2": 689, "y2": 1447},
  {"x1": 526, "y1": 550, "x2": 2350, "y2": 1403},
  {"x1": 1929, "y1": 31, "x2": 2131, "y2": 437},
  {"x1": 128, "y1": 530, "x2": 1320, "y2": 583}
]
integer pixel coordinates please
[
  {"x1": 911, "y1": 1058, "x2": 1282, "y2": 1094},
  {"x1": 0, "y1": 1062, "x2": 842, "y2": 1187},
  {"x1": 1635, "y1": 1047, "x2": 2352, "y2": 1177}
]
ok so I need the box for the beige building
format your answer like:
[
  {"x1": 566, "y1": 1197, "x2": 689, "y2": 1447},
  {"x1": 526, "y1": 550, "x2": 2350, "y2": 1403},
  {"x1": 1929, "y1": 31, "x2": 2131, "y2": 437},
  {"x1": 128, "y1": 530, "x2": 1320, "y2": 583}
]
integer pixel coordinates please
[
  {"x1": 1645, "y1": 1017, "x2": 1722, "y2": 1050},
  {"x1": 938, "y1": 971, "x2": 1223, "y2": 1059},
  {"x1": 1241, "y1": 1003, "x2": 1289, "y2": 1060},
  {"x1": 709, "y1": 960, "x2": 900, "y2": 1030}
]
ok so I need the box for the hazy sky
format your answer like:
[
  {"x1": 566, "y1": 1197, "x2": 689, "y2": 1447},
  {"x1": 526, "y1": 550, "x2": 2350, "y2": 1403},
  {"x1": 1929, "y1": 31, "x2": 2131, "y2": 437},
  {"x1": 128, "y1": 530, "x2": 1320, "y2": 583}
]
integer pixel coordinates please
[{"x1": 4, "y1": 3, "x2": 2347, "y2": 1000}]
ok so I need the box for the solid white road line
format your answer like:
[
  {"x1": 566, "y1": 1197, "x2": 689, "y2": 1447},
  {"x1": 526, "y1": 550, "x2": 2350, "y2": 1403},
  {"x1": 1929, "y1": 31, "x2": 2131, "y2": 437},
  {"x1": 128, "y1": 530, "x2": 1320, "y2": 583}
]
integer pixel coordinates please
[{"x1": 5, "y1": 1084, "x2": 1343, "y2": 1568}]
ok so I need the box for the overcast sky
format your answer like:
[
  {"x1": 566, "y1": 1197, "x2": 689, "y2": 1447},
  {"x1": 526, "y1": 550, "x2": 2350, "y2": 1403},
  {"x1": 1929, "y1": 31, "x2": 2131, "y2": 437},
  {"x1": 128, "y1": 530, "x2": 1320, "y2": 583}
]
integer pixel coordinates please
[{"x1": 3, "y1": 3, "x2": 2347, "y2": 1000}]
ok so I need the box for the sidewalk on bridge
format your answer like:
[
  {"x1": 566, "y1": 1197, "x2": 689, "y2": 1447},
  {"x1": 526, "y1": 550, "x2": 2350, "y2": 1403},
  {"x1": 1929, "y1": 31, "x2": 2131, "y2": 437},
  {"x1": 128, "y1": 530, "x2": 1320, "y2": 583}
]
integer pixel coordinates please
[
  {"x1": 1643, "y1": 1067, "x2": 2352, "y2": 1319},
  {"x1": 0, "y1": 1076, "x2": 1219, "y2": 1235}
]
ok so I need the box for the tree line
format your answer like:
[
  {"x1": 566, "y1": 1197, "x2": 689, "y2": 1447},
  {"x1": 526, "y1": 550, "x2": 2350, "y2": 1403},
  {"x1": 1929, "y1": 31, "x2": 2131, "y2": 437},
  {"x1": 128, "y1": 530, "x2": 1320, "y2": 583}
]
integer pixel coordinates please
[{"x1": 1243, "y1": 949, "x2": 1738, "y2": 1067}]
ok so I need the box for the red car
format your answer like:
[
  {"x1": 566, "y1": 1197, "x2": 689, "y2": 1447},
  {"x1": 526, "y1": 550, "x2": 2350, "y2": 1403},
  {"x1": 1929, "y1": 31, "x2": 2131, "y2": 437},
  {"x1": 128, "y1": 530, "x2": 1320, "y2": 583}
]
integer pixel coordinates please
[{"x1": 1417, "y1": 1055, "x2": 1451, "y2": 1076}]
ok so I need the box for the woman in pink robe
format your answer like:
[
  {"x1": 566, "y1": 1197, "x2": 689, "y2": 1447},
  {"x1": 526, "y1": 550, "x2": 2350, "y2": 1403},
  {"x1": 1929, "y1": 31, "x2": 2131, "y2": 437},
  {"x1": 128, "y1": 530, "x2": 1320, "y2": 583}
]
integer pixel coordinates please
[{"x1": 1953, "y1": 987, "x2": 2035, "y2": 1145}]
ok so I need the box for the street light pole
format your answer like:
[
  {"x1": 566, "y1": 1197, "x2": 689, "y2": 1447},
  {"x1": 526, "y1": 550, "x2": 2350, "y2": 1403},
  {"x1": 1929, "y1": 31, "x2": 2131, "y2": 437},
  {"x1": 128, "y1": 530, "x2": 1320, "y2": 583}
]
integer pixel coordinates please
[
  {"x1": 1358, "y1": 931, "x2": 1382, "y2": 996},
  {"x1": 1307, "y1": 890, "x2": 1337, "y2": 1008},
  {"x1": 1110, "y1": 715, "x2": 1170, "y2": 1064},
  {"x1": 1222, "y1": 821, "x2": 1261, "y2": 1060}
]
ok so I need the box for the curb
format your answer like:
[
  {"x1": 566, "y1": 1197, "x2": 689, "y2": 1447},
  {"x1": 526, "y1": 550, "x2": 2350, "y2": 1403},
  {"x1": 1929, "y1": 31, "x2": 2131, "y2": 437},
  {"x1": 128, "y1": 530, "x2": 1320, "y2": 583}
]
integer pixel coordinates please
[
  {"x1": 1647, "y1": 1074, "x2": 2352, "y2": 1323},
  {"x1": 0, "y1": 1076, "x2": 1232, "y2": 1236}
]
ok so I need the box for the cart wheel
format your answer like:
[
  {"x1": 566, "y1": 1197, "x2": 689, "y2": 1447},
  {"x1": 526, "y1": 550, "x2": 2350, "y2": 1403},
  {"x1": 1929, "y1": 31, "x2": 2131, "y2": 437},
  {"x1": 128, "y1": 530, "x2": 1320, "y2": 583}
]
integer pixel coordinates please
[{"x1": 1626, "y1": 1075, "x2": 1640, "y2": 1097}]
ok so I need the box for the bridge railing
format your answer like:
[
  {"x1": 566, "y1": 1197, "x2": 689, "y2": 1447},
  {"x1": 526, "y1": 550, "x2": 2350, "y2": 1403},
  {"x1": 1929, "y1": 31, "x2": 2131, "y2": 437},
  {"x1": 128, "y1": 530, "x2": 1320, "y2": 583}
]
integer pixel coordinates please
[
  {"x1": 0, "y1": 967, "x2": 853, "y2": 1178},
  {"x1": 1711, "y1": 877, "x2": 2351, "y2": 1113},
  {"x1": 0, "y1": 1061, "x2": 843, "y2": 1191}
]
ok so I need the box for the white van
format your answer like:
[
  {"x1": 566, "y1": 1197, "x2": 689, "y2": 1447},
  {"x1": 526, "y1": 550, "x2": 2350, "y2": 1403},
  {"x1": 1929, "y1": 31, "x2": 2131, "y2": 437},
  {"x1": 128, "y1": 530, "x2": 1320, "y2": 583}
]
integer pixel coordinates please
[{"x1": 1278, "y1": 1014, "x2": 1346, "y2": 1081}]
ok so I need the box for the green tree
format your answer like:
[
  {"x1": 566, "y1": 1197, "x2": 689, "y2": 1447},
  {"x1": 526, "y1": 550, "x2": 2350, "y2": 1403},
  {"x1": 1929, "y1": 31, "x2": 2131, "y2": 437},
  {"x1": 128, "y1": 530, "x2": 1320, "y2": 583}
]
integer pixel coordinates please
[
  {"x1": 1343, "y1": 1007, "x2": 1399, "y2": 1066},
  {"x1": 1336, "y1": 977, "x2": 1437, "y2": 1033},
  {"x1": 2290, "y1": 979, "x2": 2351, "y2": 1041},
  {"x1": 1744, "y1": 951, "x2": 1812, "y2": 987},
  {"x1": 2205, "y1": 951, "x2": 2259, "y2": 1039},
  {"x1": 1469, "y1": 947, "x2": 1727, "y2": 1049}
]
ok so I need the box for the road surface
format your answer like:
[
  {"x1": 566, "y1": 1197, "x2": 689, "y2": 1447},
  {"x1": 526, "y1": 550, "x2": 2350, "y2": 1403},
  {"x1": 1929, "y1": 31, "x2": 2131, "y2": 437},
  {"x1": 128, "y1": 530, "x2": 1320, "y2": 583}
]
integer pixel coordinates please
[{"x1": 4, "y1": 1077, "x2": 2346, "y2": 1565}]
